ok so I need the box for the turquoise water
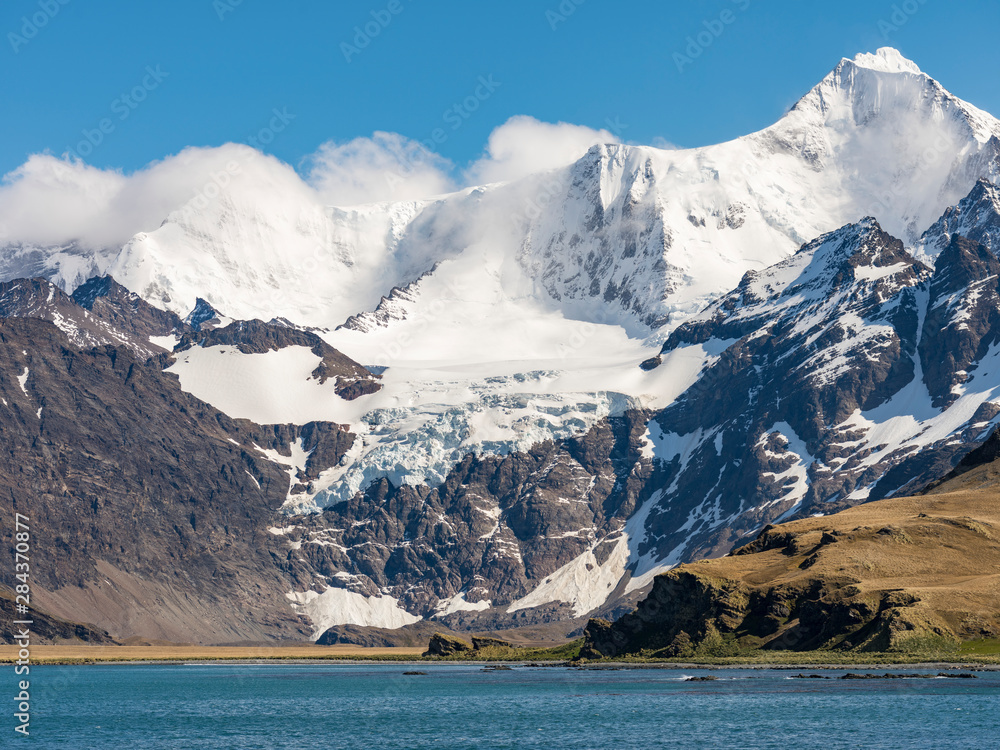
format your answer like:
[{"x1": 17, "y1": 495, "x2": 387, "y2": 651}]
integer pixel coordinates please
[{"x1": 16, "y1": 664, "x2": 1000, "y2": 748}]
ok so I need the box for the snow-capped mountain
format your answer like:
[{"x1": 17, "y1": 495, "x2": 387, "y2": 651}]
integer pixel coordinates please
[
  {"x1": 8, "y1": 48, "x2": 1000, "y2": 643},
  {"x1": 0, "y1": 241, "x2": 114, "y2": 294},
  {"x1": 0, "y1": 275, "x2": 187, "y2": 358},
  {"x1": 506, "y1": 47, "x2": 1000, "y2": 332},
  {"x1": 149, "y1": 47, "x2": 1000, "y2": 516},
  {"x1": 915, "y1": 177, "x2": 1000, "y2": 260},
  {"x1": 15, "y1": 48, "x2": 999, "y2": 337}
]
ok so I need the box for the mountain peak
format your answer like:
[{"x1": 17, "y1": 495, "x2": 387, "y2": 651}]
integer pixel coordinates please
[
  {"x1": 847, "y1": 47, "x2": 922, "y2": 75},
  {"x1": 915, "y1": 178, "x2": 1000, "y2": 261},
  {"x1": 793, "y1": 217, "x2": 915, "y2": 278}
]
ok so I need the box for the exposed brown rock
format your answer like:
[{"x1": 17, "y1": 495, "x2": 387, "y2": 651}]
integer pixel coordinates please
[
  {"x1": 317, "y1": 621, "x2": 449, "y2": 648},
  {"x1": 423, "y1": 632, "x2": 472, "y2": 657},
  {"x1": 0, "y1": 317, "x2": 354, "y2": 644},
  {"x1": 0, "y1": 591, "x2": 118, "y2": 645},
  {"x1": 583, "y1": 470, "x2": 1000, "y2": 658},
  {"x1": 472, "y1": 637, "x2": 513, "y2": 650}
]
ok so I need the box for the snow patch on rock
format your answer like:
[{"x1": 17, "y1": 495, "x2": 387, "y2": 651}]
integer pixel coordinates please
[
  {"x1": 286, "y1": 587, "x2": 420, "y2": 639},
  {"x1": 507, "y1": 534, "x2": 631, "y2": 617},
  {"x1": 434, "y1": 592, "x2": 491, "y2": 617}
]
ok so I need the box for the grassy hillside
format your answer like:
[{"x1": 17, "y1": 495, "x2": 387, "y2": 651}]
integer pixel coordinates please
[{"x1": 582, "y1": 452, "x2": 1000, "y2": 661}]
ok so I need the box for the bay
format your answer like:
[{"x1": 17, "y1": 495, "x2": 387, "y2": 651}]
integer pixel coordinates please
[{"x1": 20, "y1": 664, "x2": 1000, "y2": 748}]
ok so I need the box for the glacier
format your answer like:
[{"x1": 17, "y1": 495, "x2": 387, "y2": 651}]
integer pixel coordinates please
[
  {"x1": 7, "y1": 47, "x2": 1000, "y2": 630},
  {"x1": 145, "y1": 48, "x2": 1000, "y2": 518}
]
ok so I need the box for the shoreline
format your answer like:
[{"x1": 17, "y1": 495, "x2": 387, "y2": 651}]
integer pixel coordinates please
[
  {"x1": 4, "y1": 645, "x2": 999, "y2": 669},
  {"x1": 13, "y1": 661, "x2": 1000, "y2": 670}
]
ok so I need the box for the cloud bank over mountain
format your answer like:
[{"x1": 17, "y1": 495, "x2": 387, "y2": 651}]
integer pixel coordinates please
[{"x1": 0, "y1": 116, "x2": 622, "y2": 252}]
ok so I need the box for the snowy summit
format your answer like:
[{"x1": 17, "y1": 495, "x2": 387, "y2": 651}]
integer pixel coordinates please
[{"x1": 6, "y1": 48, "x2": 1000, "y2": 639}]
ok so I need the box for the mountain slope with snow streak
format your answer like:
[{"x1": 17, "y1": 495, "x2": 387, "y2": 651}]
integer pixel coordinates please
[
  {"x1": 0, "y1": 276, "x2": 188, "y2": 358},
  {"x1": 7, "y1": 49, "x2": 1000, "y2": 640},
  {"x1": 915, "y1": 178, "x2": 1000, "y2": 261},
  {"x1": 155, "y1": 46, "x2": 1000, "y2": 524},
  {"x1": 635, "y1": 201, "x2": 1000, "y2": 572}
]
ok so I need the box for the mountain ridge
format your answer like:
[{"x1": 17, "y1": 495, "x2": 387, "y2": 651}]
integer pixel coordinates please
[
  {"x1": 6, "y1": 49, "x2": 1000, "y2": 642},
  {"x1": 581, "y1": 431, "x2": 1000, "y2": 659}
]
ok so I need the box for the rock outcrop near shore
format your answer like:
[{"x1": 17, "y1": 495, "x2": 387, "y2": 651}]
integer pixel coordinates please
[
  {"x1": 424, "y1": 633, "x2": 473, "y2": 657},
  {"x1": 582, "y1": 458, "x2": 1000, "y2": 658}
]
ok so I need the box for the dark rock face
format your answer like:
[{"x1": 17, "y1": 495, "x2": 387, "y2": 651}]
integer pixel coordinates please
[
  {"x1": 0, "y1": 316, "x2": 354, "y2": 644},
  {"x1": 281, "y1": 411, "x2": 660, "y2": 627},
  {"x1": 0, "y1": 276, "x2": 188, "y2": 358},
  {"x1": 424, "y1": 632, "x2": 472, "y2": 657},
  {"x1": 184, "y1": 297, "x2": 221, "y2": 331},
  {"x1": 918, "y1": 177, "x2": 1000, "y2": 257},
  {"x1": 639, "y1": 356, "x2": 661, "y2": 371},
  {"x1": 581, "y1": 568, "x2": 949, "y2": 659},
  {"x1": 581, "y1": 571, "x2": 753, "y2": 658},
  {"x1": 72, "y1": 276, "x2": 191, "y2": 350},
  {"x1": 471, "y1": 637, "x2": 512, "y2": 650},
  {"x1": 316, "y1": 621, "x2": 445, "y2": 648},
  {"x1": 919, "y1": 235, "x2": 1000, "y2": 407}
]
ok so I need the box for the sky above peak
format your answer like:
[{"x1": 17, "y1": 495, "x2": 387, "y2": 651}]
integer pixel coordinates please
[{"x1": 1, "y1": 0, "x2": 999, "y2": 184}]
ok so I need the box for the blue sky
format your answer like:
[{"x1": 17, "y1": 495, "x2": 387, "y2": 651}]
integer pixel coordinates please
[{"x1": 2, "y1": 0, "x2": 999, "y2": 178}]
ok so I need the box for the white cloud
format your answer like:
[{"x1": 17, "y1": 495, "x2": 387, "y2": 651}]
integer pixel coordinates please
[
  {"x1": 0, "y1": 135, "x2": 455, "y2": 255},
  {"x1": 305, "y1": 132, "x2": 456, "y2": 206},
  {"x1": 0, "y1": 117, "x2": 624, "y2": 254},
  {"x1": 465, "y1": 115, "x2": 621, "y2": 185},
  {"x1": 0, "y1": 144, "x2": 303, "y2": 250},
  {"x1": 650, "y1": 136, "x2": 680, "y2": 151},
  {"x1": 0, "y1": 155, "x2": 128, "y2": 249}
]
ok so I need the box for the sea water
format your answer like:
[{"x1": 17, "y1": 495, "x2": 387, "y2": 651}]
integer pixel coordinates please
[{"x1": 17, "y1": 664, "x2": 1000, "y2": 748}]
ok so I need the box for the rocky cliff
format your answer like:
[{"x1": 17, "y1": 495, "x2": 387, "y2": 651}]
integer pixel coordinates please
[
  {"x1": 0, "y1": 315, "x2": 356, "y2": 643},
  {"x1": 582, "y1": 444, "x2": 1000, "y2": 658},
  {"x1": 7, "y1": 49, "x2": 1000, "y2": 643}
]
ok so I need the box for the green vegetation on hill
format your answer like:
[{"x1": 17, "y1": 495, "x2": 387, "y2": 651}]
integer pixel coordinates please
[{"x1": 579, "y1": 465, "x2": 1000, "y2": 663}]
